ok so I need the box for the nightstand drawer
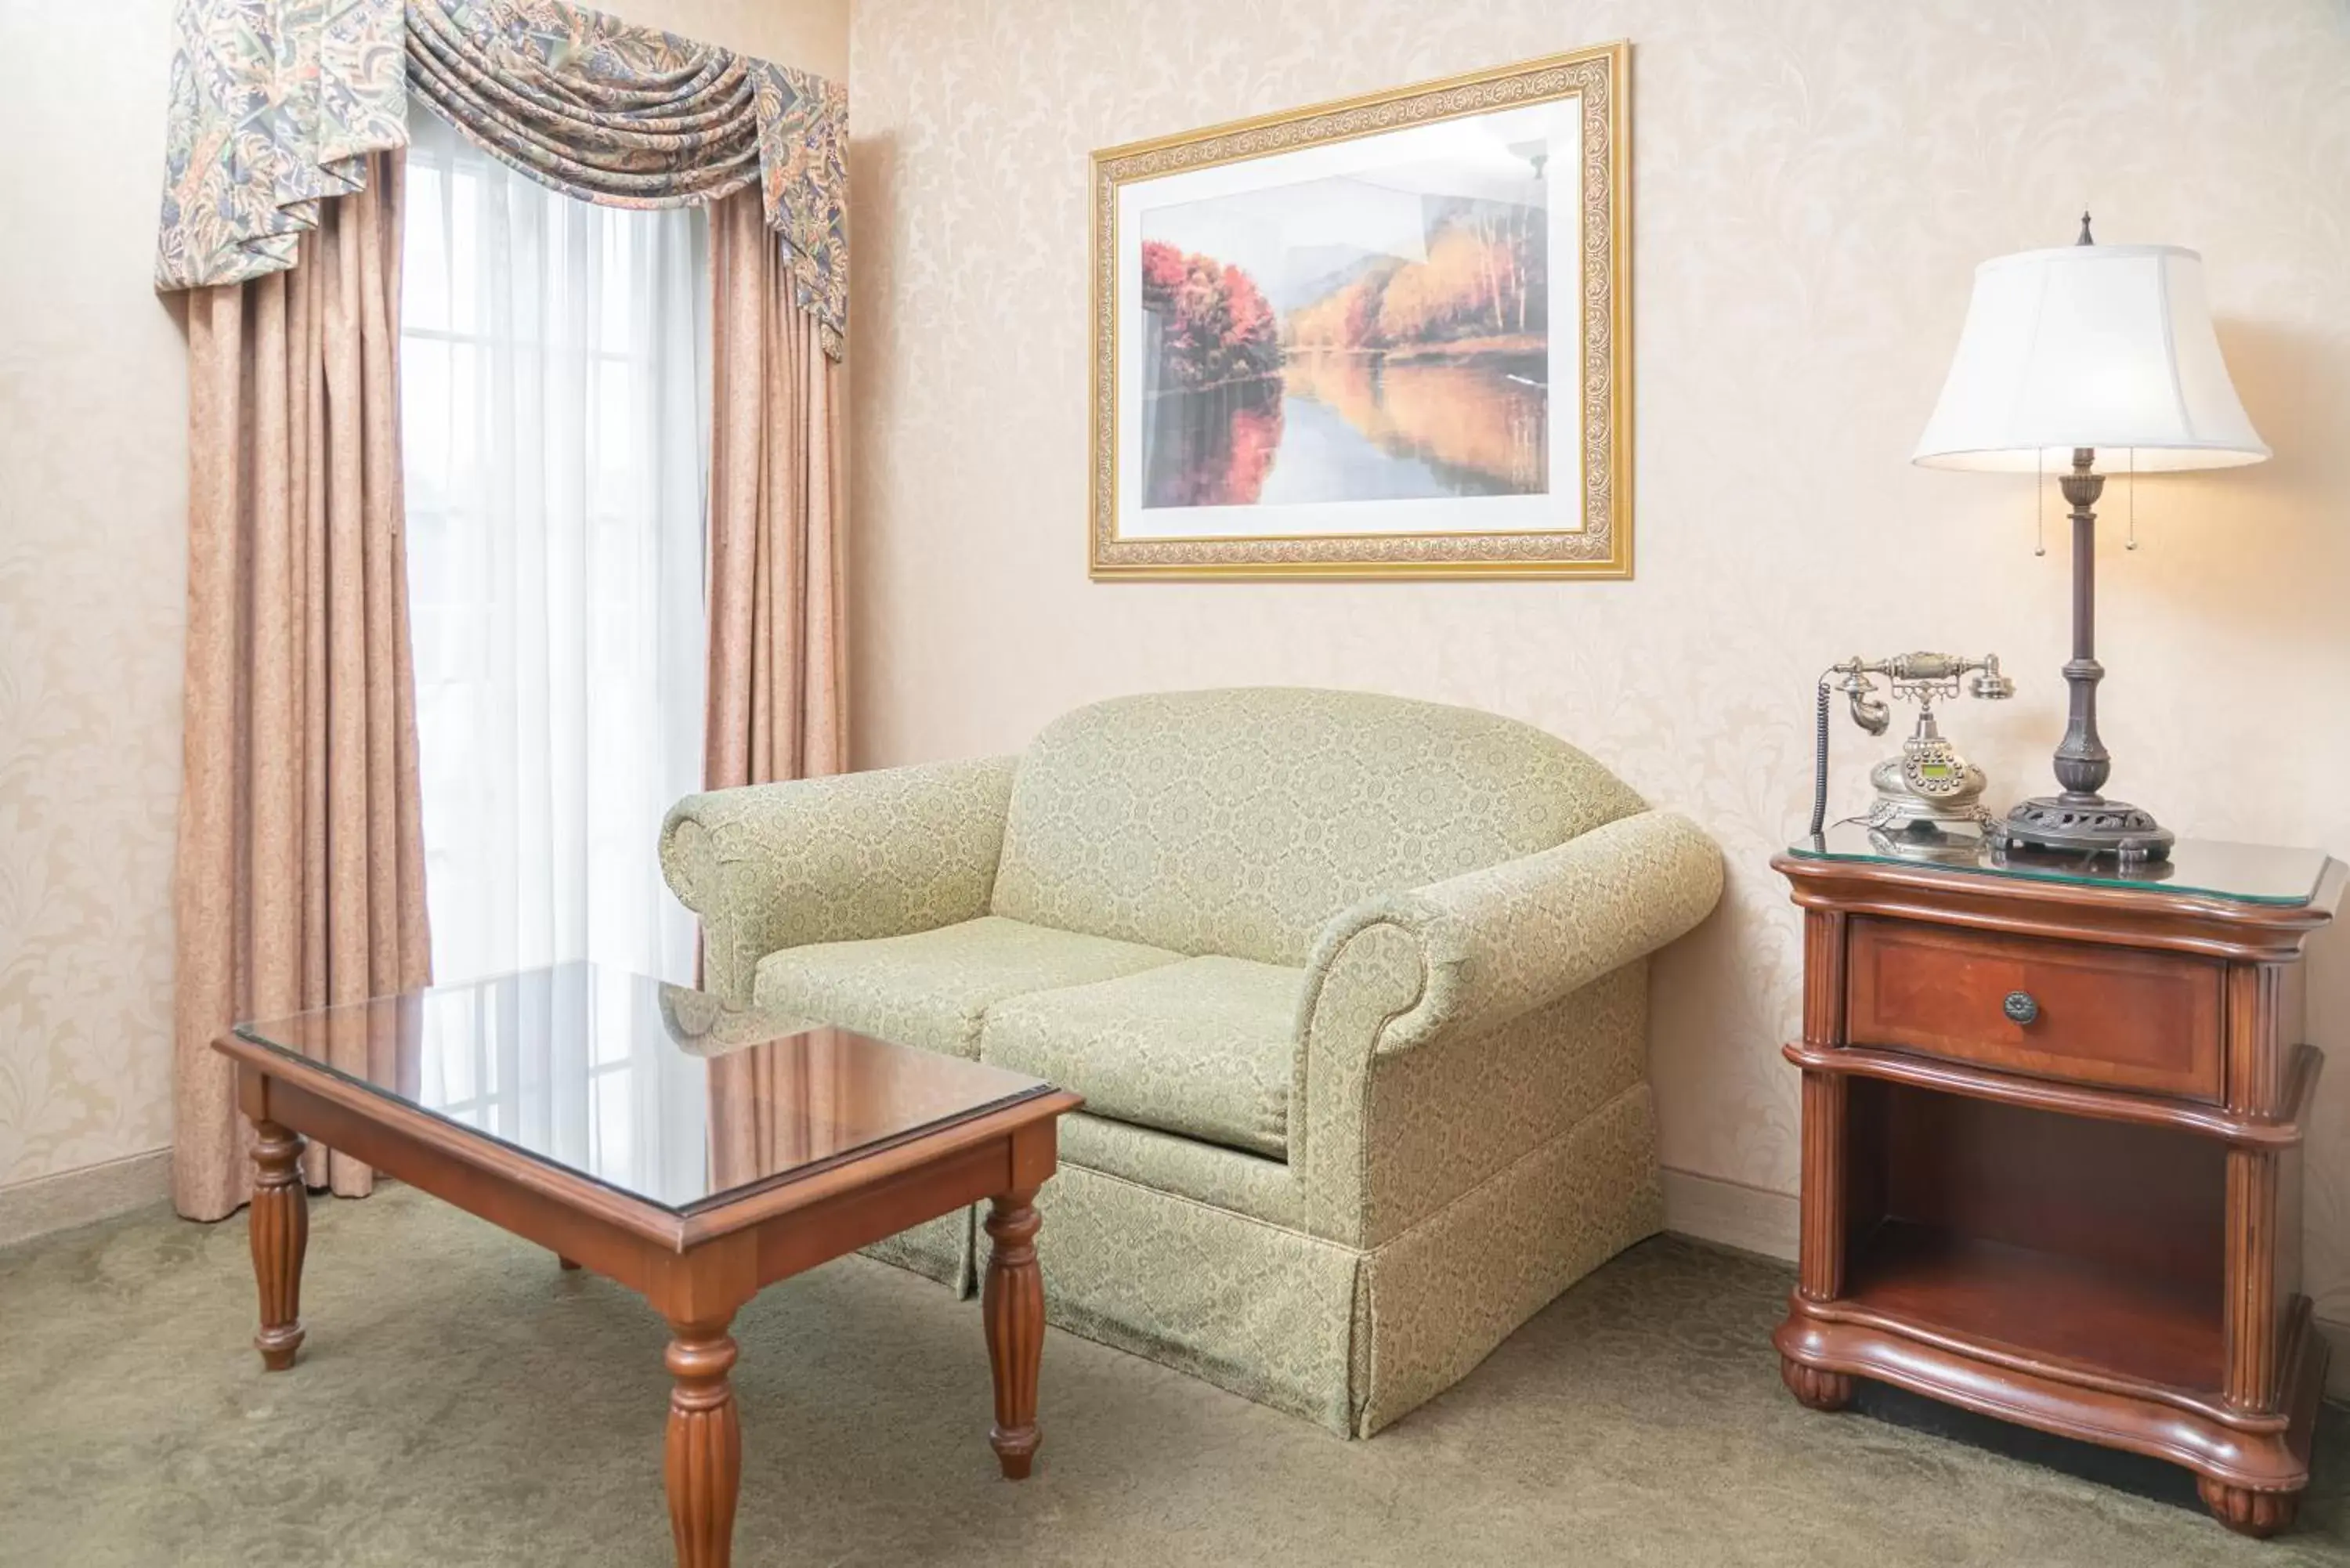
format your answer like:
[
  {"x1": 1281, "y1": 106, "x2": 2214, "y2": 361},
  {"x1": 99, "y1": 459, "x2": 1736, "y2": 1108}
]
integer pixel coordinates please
[{"x1": 1846, "y1": 916, "x2": 2225, "y2": 1102}]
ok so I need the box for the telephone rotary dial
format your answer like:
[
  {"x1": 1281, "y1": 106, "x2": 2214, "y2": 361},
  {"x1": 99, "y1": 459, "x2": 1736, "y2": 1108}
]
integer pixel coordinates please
[{"x1": 1810, "y1": 652, "x2": 2015, "y2": 843}]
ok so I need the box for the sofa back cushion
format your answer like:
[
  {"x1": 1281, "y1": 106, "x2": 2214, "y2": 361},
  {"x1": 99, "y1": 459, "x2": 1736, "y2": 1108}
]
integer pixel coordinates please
[{"x1": 989, "y1": 688, "x2": 1647, "y2": 966}]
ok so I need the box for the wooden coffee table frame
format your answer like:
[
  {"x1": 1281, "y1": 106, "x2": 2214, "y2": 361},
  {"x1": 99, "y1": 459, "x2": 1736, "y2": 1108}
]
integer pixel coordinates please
[{"x1": 219, "y1": 1033, "x2": 1081, "y2": 1568}]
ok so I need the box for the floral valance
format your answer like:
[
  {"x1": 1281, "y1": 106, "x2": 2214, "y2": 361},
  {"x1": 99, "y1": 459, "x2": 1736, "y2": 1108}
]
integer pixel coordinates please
[{"x1": 154, "y1": 0, "x2": 847, "y2": 356}]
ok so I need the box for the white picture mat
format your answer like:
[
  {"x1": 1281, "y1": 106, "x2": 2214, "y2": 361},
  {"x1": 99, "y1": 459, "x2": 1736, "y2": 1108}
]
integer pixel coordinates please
[{"x1": 1114, "y1": 97, "x2": 1585, "y2": 543}]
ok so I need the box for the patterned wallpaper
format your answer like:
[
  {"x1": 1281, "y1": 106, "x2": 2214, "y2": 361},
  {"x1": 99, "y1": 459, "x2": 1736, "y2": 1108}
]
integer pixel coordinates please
[
  {"x1": 0, "y1": 0, "x2": 187, "y2": 1189},
  {"x1": 844, "y1": 2, "x2": 2350, "y2": 1317},
  {"x1": 620, "y1": 0, "x2": 848, "y2": 81}
]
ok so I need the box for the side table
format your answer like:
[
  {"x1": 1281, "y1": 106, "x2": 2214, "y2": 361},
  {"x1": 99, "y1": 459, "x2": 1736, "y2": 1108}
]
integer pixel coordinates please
[{"x1": 1770, "y1": 828, "x2": 2341, "y2": 1537}]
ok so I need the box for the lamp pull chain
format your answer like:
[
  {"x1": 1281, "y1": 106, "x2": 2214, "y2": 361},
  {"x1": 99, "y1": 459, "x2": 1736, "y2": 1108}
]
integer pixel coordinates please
[
  {"x1": 2034, "y1": 447, "x2": 2046, "y2": 557},
  {"x1": 2125, "y1": 446, "x2": 2138, "y2": 550}
]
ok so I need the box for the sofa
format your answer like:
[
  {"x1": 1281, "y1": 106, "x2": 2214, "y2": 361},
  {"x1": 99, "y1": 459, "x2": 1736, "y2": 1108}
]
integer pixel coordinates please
[{"x1": 659, "y1": 688, "x2": 1723, "y2": 1436}]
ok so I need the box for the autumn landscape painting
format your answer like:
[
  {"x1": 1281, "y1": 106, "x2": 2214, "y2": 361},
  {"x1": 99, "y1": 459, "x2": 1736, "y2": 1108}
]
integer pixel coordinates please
[{"x1": 1135, "y1": 129, "x2": 1551, "y2": 513}]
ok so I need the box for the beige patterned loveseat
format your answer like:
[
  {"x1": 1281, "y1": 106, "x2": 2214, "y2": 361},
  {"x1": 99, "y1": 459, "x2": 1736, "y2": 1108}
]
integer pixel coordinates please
[{"x1": 660, "y1": 688, "x2": 1722, "y2": 1436}]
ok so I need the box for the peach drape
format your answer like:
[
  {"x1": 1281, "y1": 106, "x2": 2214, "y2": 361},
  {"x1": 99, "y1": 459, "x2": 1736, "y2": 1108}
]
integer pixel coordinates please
[
  {"x1": 172, "y1": 151, "x2": 432, "y2": 1221},
  {"x1": 702, "y1": 185, "x2": 846, "y2": 1154},
  {"x1": 703, "y1": 185, "x2": 847, "y2": 794}
]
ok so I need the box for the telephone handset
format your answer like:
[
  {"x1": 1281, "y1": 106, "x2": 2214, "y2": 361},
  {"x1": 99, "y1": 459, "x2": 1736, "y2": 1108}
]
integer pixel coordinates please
[{"x1": 1808, "y1": 652, "x2": 2015, "y2": 842}]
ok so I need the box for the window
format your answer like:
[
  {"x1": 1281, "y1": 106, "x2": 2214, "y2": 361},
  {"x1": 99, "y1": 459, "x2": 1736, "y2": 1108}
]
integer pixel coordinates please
[{"x1": 400, "y1": 107, "x2": 710, "y2": 988}]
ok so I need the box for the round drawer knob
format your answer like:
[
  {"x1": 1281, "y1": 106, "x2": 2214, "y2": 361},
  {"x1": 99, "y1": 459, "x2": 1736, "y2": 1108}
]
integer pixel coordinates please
[{"x1": 2002, "y1": 990, "x2": 2040, "y2": 1025}]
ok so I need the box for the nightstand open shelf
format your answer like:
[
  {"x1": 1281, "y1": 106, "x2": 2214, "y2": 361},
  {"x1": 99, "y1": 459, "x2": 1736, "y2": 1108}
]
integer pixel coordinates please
[
  {"x1": 1832, "y1": 1075, "x2": 2229, "y2": 1401},
  {"x1": 1772, "y1": 836, "x2": 2341, "y2": 1538},
  {"x1": 1842, "y1": 1219, "x2": 2225, "y2": 1400}
]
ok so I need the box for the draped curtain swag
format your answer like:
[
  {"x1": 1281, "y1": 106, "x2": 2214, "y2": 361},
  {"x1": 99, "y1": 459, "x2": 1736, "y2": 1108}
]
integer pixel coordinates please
[{"x1": 156, "y1": 0, "x2": 847, "y2": 356}]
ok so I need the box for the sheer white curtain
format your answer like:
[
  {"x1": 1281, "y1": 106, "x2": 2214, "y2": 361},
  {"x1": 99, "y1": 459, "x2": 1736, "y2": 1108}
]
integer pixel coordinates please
[{"x1": 400, "y1": 106, "x2": 710, "y2": 988}]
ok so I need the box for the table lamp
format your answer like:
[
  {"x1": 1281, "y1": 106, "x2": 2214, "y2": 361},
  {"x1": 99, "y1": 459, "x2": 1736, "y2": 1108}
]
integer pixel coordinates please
[{"x1": 1911, "y1": 215, "x2": 2269, "y2": 862}]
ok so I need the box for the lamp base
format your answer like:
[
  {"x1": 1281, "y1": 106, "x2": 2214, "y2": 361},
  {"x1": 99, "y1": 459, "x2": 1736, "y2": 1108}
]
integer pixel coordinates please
[{"x1": 1990, "y1": 794, "x2": 2175, "y2": 865}]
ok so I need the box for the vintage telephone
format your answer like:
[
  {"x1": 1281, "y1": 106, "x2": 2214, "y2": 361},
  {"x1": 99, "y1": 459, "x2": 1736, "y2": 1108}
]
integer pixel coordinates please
[{"x1": 1808, "y1": 652, "x2": 2016, "y2": 842}]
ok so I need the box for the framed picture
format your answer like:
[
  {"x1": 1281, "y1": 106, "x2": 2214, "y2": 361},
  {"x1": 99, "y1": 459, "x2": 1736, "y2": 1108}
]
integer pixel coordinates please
[{"x1": 1090, "y1": 43, "x2": 1631, "y2": 580}]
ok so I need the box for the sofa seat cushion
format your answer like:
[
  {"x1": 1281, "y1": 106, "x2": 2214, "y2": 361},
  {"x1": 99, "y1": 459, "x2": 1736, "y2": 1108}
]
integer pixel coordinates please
[
  {"x1": 754, "y1": 915, "x2": 1182, "y2": 1059},
  {"x1": 979, "y1": 957, "x2": 1303, "y2": 1159}
]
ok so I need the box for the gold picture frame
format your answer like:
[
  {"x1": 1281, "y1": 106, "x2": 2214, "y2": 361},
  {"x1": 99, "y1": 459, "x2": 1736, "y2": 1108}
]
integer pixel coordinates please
[{"x1": 1090, "y1": 42, "x2": 1631, "y2": 580}]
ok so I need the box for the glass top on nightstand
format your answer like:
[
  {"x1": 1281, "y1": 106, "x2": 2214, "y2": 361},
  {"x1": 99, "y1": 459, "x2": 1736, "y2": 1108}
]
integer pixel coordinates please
[{"x1": 1784, "y1": 822, "x2": 2333, "y2": 907}]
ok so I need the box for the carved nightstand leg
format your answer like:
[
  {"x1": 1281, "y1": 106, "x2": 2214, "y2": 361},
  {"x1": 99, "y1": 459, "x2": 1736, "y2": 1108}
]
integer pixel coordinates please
[
  {"x1": 984, "y1": 1188, "x2": 1044, "y2": 1479},
  {"x1": 249, "y1": 1121, "x2": 309, "y2": 1371},
  {"x1": 1781, "y1": 1357, "x2": 1853, "y2": 1412},
  {"x1": 663, "y1": 1316, "x2": 741, "y2": 1568},
  {"x1": 2199, "y1": 1479, "x2": 2298, "y2": 1539}
]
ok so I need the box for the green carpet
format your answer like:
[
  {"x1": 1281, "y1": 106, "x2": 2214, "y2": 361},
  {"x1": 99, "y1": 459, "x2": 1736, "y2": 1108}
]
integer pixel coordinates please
[{"x1": 2, "y1": 1186, "x2": 2344, "y2": 1566}]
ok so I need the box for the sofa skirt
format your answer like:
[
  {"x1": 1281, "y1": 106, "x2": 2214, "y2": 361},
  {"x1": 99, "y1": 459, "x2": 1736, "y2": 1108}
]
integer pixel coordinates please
[
  {"x1": 860, "y1": 1080, "x2": 1661, "y2": 1436},
  {"x1": 862, "y1": 1205, "x2": 975, "y2": 1295}
]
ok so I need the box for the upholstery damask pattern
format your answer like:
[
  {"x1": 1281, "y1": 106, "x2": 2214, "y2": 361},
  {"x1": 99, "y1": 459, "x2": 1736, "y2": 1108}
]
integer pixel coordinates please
[
  {"x1": 659, "y1": 688, "x2": 1726, "y2": 1435},
  {"x1": 862, "y1": 1208, "x2": 973, "y2": 1296},
  {"x1": 754, "y1": 915, "x2": 1179, "y2": 1059},
  {"x1": 1032, "y1": 1161, "x2": 1365, "y2": 1433},
  {"x1": 155, "y1": 0, "x2": 848, "y2": 356},
  {"x1": 981, "y1": 956, "x2": 1303, "y2": 1159},
  {"x1": 660, "y1": 755, "x2": 1017, "y2": 1000},
  {"x1": 1358, "y1": 963, "x2": 1647, "y2": 1246},
  {"x1": 1056, "y1": 1110, "x2": 1307, "y2": 1230},
  {"x1": 1352, "y1": 1081, "x2": 1661, "y2": 1435},
  {"x1": 989, "y1": 688, "x2": 1650, "y2": 966},
  {"x1": 1286, "y1": 807, "x2": 1716, "y2": 1245},
  {"x1": 1303, "y1": 809, "x2": 1727, "y2": 1057},
  {"x1": 1025, "y1": 1084, "x2": 1658, "y2": 1436}
]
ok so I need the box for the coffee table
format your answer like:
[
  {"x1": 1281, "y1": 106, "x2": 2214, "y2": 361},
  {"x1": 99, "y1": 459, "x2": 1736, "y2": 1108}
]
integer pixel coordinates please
[{"x1": 215, "y1": 963, "x2": 1081, "y2": 1567}]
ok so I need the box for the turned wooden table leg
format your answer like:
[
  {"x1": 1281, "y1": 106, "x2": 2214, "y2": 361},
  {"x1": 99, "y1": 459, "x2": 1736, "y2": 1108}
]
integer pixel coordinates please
[
  {"x1": 984, "y1": 1188, "x2": 1044, "y2": 1479},
  {"x1": 249, "y1": 1121, "x2": 309, "y2": 1371},
  {"x1": 664, "y1": 1316, "x2": 741, "y2": 1568}
]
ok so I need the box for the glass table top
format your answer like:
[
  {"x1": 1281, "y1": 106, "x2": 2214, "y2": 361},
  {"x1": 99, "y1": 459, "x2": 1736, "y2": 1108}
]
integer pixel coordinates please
[
  {"x1": 1785, "y1": 822, "x2": 2333, "y2": 907},
  {"x1": 232, "y1": 963, "x2": 1052, "y2": 1215}
]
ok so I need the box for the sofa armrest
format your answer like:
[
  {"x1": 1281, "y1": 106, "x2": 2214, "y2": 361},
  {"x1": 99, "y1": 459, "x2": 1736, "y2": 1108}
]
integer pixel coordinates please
[
  {"x1": 1291, "y1": 811, "x2": 1723, "y2": 1241},
  {"x1": 1319, "y1": 809, "x2": 1724, "y2": 1056},
  {"x1": 660, "y1": 756, "x2": 1018, "y2": 999}
]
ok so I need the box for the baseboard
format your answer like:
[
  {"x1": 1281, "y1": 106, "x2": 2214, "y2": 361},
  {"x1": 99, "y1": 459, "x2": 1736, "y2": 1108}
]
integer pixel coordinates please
[
  {"x1": 2322, "y1": 1317, "x2": 2350, "y2": 1403},
  {"x1": 0, "y1": 1147, "x2": 172, "y2": 1248},
  {"x1": 1661, "y1": 1165, "x2": 1799, "y2": 1263},
  {"x1": 1661, "y1": 1166, "x2": 2350, "y2": 1405}
]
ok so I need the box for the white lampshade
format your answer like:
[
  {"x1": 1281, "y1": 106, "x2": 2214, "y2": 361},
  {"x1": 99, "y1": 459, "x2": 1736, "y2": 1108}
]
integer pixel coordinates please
[{"x1": 1912, "y1": 242, "x2": 2268, "y2": 473}]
